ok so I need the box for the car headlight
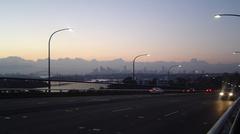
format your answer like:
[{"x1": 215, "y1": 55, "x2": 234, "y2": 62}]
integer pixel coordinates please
[
  {"x1": 229, "y1": 92, "x2": 233, "y2": 96},
  {"x1": 219, "y1": 92, "x2": 224, "y2": 96}
]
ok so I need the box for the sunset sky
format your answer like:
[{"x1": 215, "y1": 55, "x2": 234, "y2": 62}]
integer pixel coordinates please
[{"x1": 1, "y1": 0, "x2": 240, "y2": 63}]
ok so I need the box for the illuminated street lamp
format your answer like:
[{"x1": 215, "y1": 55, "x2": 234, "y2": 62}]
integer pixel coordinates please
[
  {"x1": 167, "y1": 65, "x2": 182, "y2": 81},
  {"x1": 233, "y1": 51, "x2": 240, "y2": 55},
  {"x1": 132, "y1": 54, "x2": 150, "y2": 80},
  {"x1": 48, "y1": 28, "x2": 72, "y2": 92},
  {"x1": 214, "y1": 14, "x2": 240, "y2": 19},
  {"x1": 214, "y1": 14, "x2": 221, "y2": 19}
]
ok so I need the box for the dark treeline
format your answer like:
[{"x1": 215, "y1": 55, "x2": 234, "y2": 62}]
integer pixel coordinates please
[
  {"x1": 0, "y1": 79, "x2": 48, "y2": 88},
  {"x1": 0, "y1": 72, "x2": 240, "y2": 89},
  {"x1": 109, "y1": 73, "x2": 240, "y2": 90}
]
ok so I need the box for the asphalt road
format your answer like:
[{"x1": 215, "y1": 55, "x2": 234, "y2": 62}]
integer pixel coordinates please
[{"x1": 0, "y1": 93, "x2": 234, "y2": 134}]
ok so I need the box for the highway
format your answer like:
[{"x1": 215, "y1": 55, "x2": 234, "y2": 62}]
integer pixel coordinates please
[{"x1": 0, "y1": 93, "x2": 233, "y2": 134}]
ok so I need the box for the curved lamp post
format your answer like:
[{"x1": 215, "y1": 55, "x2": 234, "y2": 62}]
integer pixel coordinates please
[
  {"x1": 233, "y1": 51, "x2": 240, "y2": 55},
  {"x1": 214, "y1": 14, "x2": 240, "y2": 19},
  {"x1": 214, "y1": 14, "x2": 240, "y2": 69},
  {"x1": 132, "y1": 54, "x2": 150, "y2": 80},
  {"x1": 48, "y1": 28, "x2": 72, "y2": 92},
  {"x1": 167, "y1": 65, "x2": 182, "y2": 81}
]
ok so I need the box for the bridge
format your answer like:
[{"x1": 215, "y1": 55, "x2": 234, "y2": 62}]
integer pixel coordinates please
[{"x1": 0, "y1": 78, "x2": 239, "y2": 134}]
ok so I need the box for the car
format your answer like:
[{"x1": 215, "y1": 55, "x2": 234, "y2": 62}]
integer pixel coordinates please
[
  {"x1": 205, "y1": 88, "x2": 214, "y2": 93},
  {"x1": 149, "y1": 87, "x2": 164, "y2": 94},
  {"x1": 219, "y1": 89, "x2": 237, "y2": 100}
]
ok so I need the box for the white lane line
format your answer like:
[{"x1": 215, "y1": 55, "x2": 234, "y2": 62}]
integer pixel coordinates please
[
  {"x1": 164, "y1": 111, "x2": 179, "y2": 117},
  {"x1": 112, "y1": 107, "x2": 133, "y2": 112},
  {"x1": 92, "y1": 128, "x2": 101, "y2": 132},
  {"x1": 21, "y1": 115, "x2": 28, "y2": 119},
  {"x1": 4, "y1": 116, "x2": 11, "y2": 120},
  {"x1": 78, "y1": 126, "x2": 86, "y2": 130},
  {"x1": 137, "y1": 116, "x2": 145, "y2": 119}
]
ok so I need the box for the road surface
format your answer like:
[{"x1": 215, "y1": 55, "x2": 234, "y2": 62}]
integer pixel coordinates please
[{"x1": 0, "y1": 93, "x2": 233, "y2": 134}]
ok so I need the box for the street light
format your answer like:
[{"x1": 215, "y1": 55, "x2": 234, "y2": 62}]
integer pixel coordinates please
[
  {"x1": 232, "y1": 51, "x2": 240, "y2": 68},
  {"x1": 48, "y1": 28, "x2": 72, "y2": 92},
  {"x1": 214, "y1": 14, "x2": 240, "y2": 19},
  {"x1": 233, "y1": 51, "x2": 240, "y2": 55},
  {"x1": 214, "y1": 14, "x2": 240, "y2": 69},
  {"x1": 132, "y1": 54, "x2": 150, "y2": 80},
  {"x1": 167, "y1": 65, "x2": 182, "y2": 81}
]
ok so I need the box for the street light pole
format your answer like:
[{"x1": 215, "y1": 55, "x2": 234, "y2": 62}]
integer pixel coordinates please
[
  {"x1": 48, "y1": 28, "x2": 72, "y2": 92},
  {"x1": 132, "y1": 54, "x2": 150, "y2": 81},
  {"x1": 167, "y1": 65, "x2": 182, "y2": 81}
]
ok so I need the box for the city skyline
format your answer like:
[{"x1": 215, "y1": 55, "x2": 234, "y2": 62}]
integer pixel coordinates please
[
  {"x1": 1, "y1": 56, "x2": 240, "y2": 75},
  {"x1": 1, "y1": 0, "x2": 240, "y2": 63}
]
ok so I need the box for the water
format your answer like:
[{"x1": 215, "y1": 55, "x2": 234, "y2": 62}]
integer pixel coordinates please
[{"x1": 38, "y1": 82, "x2": 109, "y2": 90}]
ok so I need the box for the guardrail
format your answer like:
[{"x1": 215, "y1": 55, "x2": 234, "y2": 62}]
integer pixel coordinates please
[
  {"x1": 0, "y1": 88, "x2": 208, "y2": 93},
  {"x1": 0, "y1": 88, "x2": 212, "y2": 100},
  {"x1": 207, "y1": 97, "x2": 240, "y2": 134},
  {"x1": 0, "y1": 77, "x2": 214, "y2": 98}
]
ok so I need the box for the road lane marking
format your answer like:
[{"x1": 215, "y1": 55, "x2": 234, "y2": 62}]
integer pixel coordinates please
[
  {"x1": 164, "y1": 111, "x2": 179, "y2": 117},
  {"x1": 21, "y1": 115, "x2": 28, "y2": 119},
  {"x1": 4, "y1": 117, "x2": 11, "y2": 120},
  {"x1": 137, "y1": 116, "x2": 145, "y2": 119},
  {"x1": 92, "y1": 128, "x2": 101, "y2": 132},
  {"x1": 112, "y1": 107, "x2": 133, "y2": 112},
  {"x1": 78, "y1": 126, "x2": 86, "y2": 130}
]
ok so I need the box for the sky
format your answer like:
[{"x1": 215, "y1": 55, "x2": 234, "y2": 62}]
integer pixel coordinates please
[{"x1": 1, "y1": 0, "x2": 240, "y2": 64}]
